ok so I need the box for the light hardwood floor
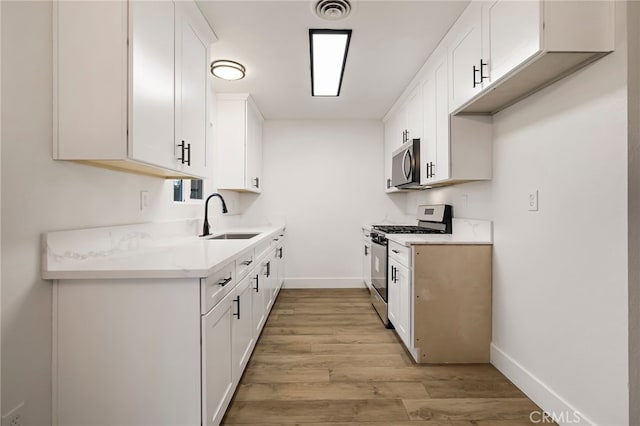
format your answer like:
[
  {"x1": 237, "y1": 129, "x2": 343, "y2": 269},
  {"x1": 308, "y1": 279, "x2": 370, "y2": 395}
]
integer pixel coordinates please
[{"x1": 223, "y1": 288, "x2": 547, "y2": 425}]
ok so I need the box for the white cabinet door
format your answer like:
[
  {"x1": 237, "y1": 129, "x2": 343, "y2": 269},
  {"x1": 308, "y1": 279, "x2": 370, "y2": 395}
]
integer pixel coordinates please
[
  {"x1": 483, "y1": 0, "x2": 541, "y2": 85},
  {"x1": 174, "y1": 2, "x2": 210, "y2": 178},
  {"x1": 129, "y1": 0, "x2": 176, "y2": 170},
  {"x1": 434, "y1": 57, "x2": 450, "y2": 183},
  {"x1": 449, "y1": 1, "x2": 484, "y2": 112},
  {"x1": 263, "y1": 251, "x2": 277, "y2": 313},
  {"x1": 422, "y1": 53, "x2": 450, "y2": 185},
  {"x1": 246, "y1": 99, "x2": 263, "y2": 192},
  {"x1": 217, "y1": 94, "x2": 264, "y2": 193},
  {"x1": 231, "y1": 274, "x2": 255, "y2": 382},
  {"x1": 387, "y1": 258, "x2": 400, "y2": 327},
  {"x1": 363, "y1": 240, "x2": 372, "y2": 289},
  {"x1": 383, "y1": 109, "x2": 403, "y2": 192},
  {"x1": 202, "y1": 293, "x2": 234, "y2": 426},
  {"x1": 406, "y1": 87, "x2": 423, "y2": 142},
  {"x1": 276, "y1": 244, "x2": 285, "y2": 290},
  {"x1": 395, "y1": 263, "x2": 411, "y2": 349},
  {"x1": 251, "y1": 271, "x2": 267, "y2": 337}
]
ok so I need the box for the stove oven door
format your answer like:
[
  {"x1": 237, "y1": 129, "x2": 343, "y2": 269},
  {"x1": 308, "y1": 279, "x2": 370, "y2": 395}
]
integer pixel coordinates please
[{"x1": 371, "y1": 240, "x2": 387, "y2": 302}]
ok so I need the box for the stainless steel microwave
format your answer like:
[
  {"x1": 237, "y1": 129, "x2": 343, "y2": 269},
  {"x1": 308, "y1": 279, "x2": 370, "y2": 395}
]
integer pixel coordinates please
[{"x1": 392, "y1": 139, "x2": 421, "y2": 188}]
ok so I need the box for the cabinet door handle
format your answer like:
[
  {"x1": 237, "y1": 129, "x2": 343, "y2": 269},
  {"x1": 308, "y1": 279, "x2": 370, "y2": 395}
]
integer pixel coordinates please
[
  {"x1": 278, "y1": 247, "x2": 283, "y2": 259},
  {"x1": 186, "y1": 143, "x2": 191, "y2": 166},
  {"x1": 233, "y1": 296, "x2": 240, "y2": 319},
  {"x1": 480, "y1": 59, "x2": 489, "y2": 82},
  {"x1": 473, "y1": 65, "x2": 480, "y2": 88},
  {"x1": 364, "y1": 245, "x2": 369, "y2": 256},
  {"x1": 252, "y1": 177, "x2": 260, "y2": 188},
  {"x1": 386, "y1": 178, "x2": 392, "y2": 189},
  {"x1": 240, "y1": 260, "x2": 253, "y2": 266},
  {"x1": 253, "y1": 274, "x2": 259, "y2": 292},
  {"x1": 217, "y1": 276, "x2": 232, "y2": 287},
  {"x1": 178, "y1": 141, "x2": 186, "y2": 164},
  {"x1": 264, "y1": 261, "x2": 271, "y2": 277}
]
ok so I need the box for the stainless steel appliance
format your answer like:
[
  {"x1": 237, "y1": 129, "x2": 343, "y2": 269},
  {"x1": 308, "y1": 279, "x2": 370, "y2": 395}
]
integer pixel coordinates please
[
  {"x1": 369, "y1": 204, "x2": 453, "y2": 327},
  {"x1": 392, "y1": 139, "x2": 421, "y2": 189}
]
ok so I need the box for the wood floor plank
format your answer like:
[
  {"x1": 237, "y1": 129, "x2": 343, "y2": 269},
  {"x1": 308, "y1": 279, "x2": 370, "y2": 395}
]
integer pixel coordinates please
[
  {"x1": 249, "y1": 353, "x2": 409, "y2": 369},
  {"x1": 330, "y1": 365, "x2": 508, "y2": 383},
  {"x1": 422, "y1": 378, "x2": 526, "y2": 398},
  {"x1": 223, "y1": 399, "x2": 409, "y2": 424},
  {"x1": 252, "y1": 343, "x2": 313, "y2": 354},
  {"x1": 276, "y1": 298, "x2": 374, "y2": 305},
  {"x1": 259, "y1": 333, "x2": 400, "y2": 345},
  {"x1": 240, "y1": 367, "x2": 330, "y2": 384},
  {"x1": 233, "y1": 381, "x2": 429, "y2": 401},
  {"x1": 311, "y1": 343, "x2": 407, "y2": 355},
  {"x1": 261, "y1": 325, "x2": 331, "y2": 335},
  {"x1": 403, "y1": 398, "x2": 540, "y2": 422}
]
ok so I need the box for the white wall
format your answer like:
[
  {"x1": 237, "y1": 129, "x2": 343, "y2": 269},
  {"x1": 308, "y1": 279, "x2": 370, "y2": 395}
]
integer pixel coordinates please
[
  {"x1": 408, "y1": 5, "x2": 628, "y2": 425},
  {"x1": 240, "y1": 120, "x2": 409, "y2": 288},
  {"x1": 0, "y1": 2, "x2": 232, "y2": 423}
]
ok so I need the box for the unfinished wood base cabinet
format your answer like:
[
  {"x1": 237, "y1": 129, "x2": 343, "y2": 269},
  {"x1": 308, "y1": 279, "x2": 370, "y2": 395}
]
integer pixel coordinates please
[{"x1": 401, "y1": 244, "x2": 492, "y2": 364}]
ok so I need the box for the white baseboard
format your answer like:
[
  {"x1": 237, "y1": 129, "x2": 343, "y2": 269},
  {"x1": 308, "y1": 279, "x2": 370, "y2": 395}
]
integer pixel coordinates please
[
  {"x1": 490, "y1": 343, "x2": 595, "y2": 426},
  {"x1": 282, "y1": 278, "x2": 366, "y2": 289}
]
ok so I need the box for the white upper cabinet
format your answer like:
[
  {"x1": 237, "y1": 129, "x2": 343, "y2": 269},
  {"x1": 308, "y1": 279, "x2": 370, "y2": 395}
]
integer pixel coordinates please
[
  {"x1": 455, "y1": 0, "x2": 614, "y2": 114},
  {"x1": 406, "y1": 87, "x2": 423, "y2": 142},
  {"x1": 482, "y1": 0, "x2": 541, "y2": 85},
  {"x1": 217, "y1": 94, "x2": 264, "y2": 193},
  {"x1": 54, "y1": 0, "x2": 216, "y2": 179},
  {"x1": 448, "y1": 1, "x2": 485, "y2": 112},
  {"x1": 128, "y1": 1, "x2": 176, "y2": 172},
  {"x1": 174, "y1": 1, "x2": 212, "y2": 178}
]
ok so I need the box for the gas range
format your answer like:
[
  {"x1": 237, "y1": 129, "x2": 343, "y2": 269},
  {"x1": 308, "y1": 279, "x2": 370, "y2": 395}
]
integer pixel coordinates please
[
  {"x1": 369, "y1": 204, "x2": 452, "y2": 328},
  {"x1": 371, "y1": 225, "x2": 444, "y2": 234}
]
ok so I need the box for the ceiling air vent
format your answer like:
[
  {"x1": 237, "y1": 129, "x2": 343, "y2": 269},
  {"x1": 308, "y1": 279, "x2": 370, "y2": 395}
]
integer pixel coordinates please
[{"x1": 313, "y1": 0, "x2": 352, "y2": 21}]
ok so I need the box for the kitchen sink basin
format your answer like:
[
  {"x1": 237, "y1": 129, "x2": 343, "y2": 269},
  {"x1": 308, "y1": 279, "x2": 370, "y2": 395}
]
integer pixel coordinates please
[{"x1": 206, "y1": 233, "x2": 260, "y2": 240}]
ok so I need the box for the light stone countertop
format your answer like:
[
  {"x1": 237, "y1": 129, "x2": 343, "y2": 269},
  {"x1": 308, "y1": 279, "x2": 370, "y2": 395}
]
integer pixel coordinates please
[{"x1": 42, "y1": 220, "x2": 285, "y2": 280}]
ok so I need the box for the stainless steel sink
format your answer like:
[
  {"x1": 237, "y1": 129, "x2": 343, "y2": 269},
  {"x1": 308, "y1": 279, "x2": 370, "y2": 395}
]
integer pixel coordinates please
[{"x1": 206, "y1": 233, "x2": 260, "y2": 240}]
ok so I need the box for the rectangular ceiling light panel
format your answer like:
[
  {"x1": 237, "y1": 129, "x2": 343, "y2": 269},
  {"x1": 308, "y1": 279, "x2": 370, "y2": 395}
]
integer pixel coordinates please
[{"x1": 309, "y1": 29, "x2": 352, "y2": 97}]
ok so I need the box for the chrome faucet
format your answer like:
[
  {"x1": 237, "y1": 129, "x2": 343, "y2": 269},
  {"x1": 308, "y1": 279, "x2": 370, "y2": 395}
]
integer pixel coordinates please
[{"x1": 201, "y1": 193, "x2": 228, "y2": 237}]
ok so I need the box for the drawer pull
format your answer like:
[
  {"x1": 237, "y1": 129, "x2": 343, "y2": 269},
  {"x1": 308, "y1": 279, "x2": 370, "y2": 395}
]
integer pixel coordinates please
[
  {"x1": 391, "y1": 249, "x2": 399, "y2": 254},
  {"x1": 240, "y1": 260, "x2": 253, "y2": 266},
  {"x1": 233, "y1": 296, "x2": 240, "y2": 319},
  {"x1": 217, "y1": 276, "x2": 232, "y2": 287}
]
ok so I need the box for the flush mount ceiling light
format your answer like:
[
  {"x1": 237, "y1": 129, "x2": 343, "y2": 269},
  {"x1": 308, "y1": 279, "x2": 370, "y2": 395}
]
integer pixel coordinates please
[
  {"x1": 309, "y1": 29, "x2": 352, "y2": 97},
  {"x1": 210, "y1": 60, "x2": 246, "y2": 80}
]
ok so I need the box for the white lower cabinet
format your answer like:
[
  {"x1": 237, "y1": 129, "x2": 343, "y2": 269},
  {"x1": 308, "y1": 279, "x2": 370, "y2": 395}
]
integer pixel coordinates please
[
  {"x1": 202, "y1": 291, "x2": 235, "y2": 426},
  {"x1": 231, "y1": 274, "x2": 255, "y2": 382},
  {"x1": 388, "y1": 250, "x2": 411, "y2": 350},
  {"x1": 51, "y1": 229, "x2": 286, "y2": 426},
  {"x1": 251, "y1": 270, "x2": 267, "y2": 336}
]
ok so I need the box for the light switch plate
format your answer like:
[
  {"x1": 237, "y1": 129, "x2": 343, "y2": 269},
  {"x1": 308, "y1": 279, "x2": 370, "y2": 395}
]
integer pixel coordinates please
[{"x1": 528, "y1": 190, "x2": 539, "y2": 211}]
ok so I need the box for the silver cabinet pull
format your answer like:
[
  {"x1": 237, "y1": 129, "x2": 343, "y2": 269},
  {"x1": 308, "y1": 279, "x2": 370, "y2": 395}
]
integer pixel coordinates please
[
  {"x1": 233, "y1": 296, "x2": 240, "y2": 319},
  {"x1": 240, "y1": 260, "x2": 253, "y2": 266}
]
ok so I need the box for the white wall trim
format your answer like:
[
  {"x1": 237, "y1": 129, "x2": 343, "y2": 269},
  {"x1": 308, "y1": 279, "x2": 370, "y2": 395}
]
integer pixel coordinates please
[
  {"x1": 283, "y1": 278, "x2": 366, "y2": 289},
  {"x1": 491, "y1": 344, "x2": 595, "y2": 426}
]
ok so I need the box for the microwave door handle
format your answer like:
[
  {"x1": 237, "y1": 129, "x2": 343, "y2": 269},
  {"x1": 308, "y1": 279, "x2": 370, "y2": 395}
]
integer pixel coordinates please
[{"x1": 402, "y1": 149, "x2": 412, "y2": 180}]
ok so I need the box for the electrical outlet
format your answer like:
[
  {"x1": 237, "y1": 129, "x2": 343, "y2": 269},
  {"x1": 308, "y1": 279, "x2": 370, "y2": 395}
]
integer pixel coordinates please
[
  {"x1": 140, "y1": 190, "x2": 150, "y2": 211},
  {"x1": 2, "y1": 402, "x2": 25, "y2": 426},
  {"x1": 528, "y1": 189, "x2": 539, "y2": 211}
]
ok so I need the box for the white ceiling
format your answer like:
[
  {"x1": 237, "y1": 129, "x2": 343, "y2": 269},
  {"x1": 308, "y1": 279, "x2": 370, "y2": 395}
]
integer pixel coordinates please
[{"x1": 196, "y1": 0, "x2": 469, "y2": 120}]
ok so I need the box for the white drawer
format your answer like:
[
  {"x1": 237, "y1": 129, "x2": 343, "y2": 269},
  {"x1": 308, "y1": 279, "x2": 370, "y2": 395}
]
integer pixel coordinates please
[
  {"x1": 389, "y1": 241, "x2": 411, "y2": 267},
  {"x1": 201, "y1": 262, "x2": 235, "y2": 314},
  {"x1": 236, "y1": 249, "x2": 255, "y2": 281}
]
